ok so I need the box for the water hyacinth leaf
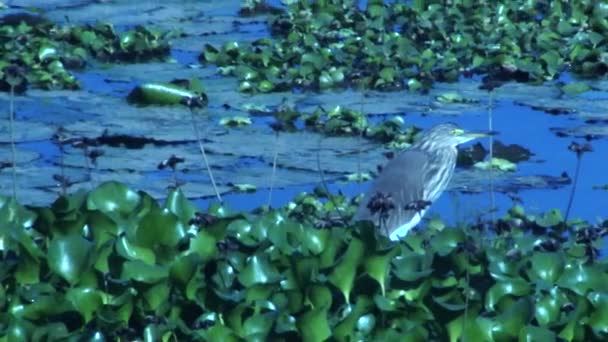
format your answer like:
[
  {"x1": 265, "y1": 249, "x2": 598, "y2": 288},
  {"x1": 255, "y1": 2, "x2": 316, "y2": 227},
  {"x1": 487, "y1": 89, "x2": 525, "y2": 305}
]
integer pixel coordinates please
[
  {"x1": 121, "y1": 260, "x2": 168, "y2": 283},
  {"x1": 135, "y1": 208, "x2": 186, "y2": 249},
  {"x1": 528, "y1": 252, "x2": 565, "y2": 283},
  {"x1": 342, "y1": 172, "x2": 373, "y2": 182},
  {"x1": 164, "y1": 187, "x2": 198, "y2": 225},
  {"x1": 127, "y1": 82, "x2": 206, "y2": 106},
  {"x1": 535, "y1": 209, "x2": 563, "y2": 228},
  {"x1": 587, "y1": 292, "x2": 608, "y2": 336},
  {"x1": 237, "y1": 253, "x2": 281, "y2": 287},
  {"x1": 430, "y1": 228, "x2": 465, "y2": 256},
  {"x1": 189, "y1": 229, "x2": 217, "y2": 260},
  {"x1": 519, "y1": 325, "x2": 557, "y2": 342},
  {"x1": 485, "y1": 277, "x2": 532, "y2": 311},
  {"x1": 243, "y1": 312, "x2": 275, "y2": 339},
  {"x1": 87, "y1": 181, "x2": 141, "y2": 217},
  {"x1": 558, "y1": 296, "x2": 589, "y2": 341},
  {"x1": 447, "y1": 312, "x2": 486, "y2": 342},
  {"x1": 116, "y1": 235, "x2": 156, "y2": 265},
  {"x1": 535, "y1": 288, "x2": 568, "y2": 326},
  {"x1": 298, "y1": 308, "x2": 331, "y2": 342},
  {"x1": 143, "y1": 281, "x2": 170, "y2": 311},
  {"x1": 66, "y1": 287, "x2": 104, "y2": 323},
  {"x1": 329, "y1": 237, "x2": 364, "y2": 302},
  {"x1": 230, "y1": 183, "x2": 257, "y2": 193},
  {"x1": 491, "y1": 297, "x2": 534, "y2": 340},
  {"x1": 87, "y1": 210, "x2": 119, "y2": 247},
  {"x1": 557, "y1": 261, "x2": 608, "y2": 296},
  {"x1": 0, "y1": 196, "x2": 37, "y2": 230},
  {"x1": 364, "y1": 247, "x2": 398, "y2": 295},
  {"x1": 436, "y1": 92, "x2": 478, "y2": 104},
  {"x1": 561, "y1": 82, "x2": 591, "y2": 95},
  {"x1": 219, "y1": 116, "x2": 252, "y2": 127},
  {"x1": 170, "y1": 253, "x2": 199, "y2": 285},
  {"x1": 31, "y1": 322, "x2": 70, "y2": 341},
  {"x1": 16, "y1": 254, "x2": 40, "y2": 284},
  {"x1": 334, "y1": 295, "x2": 374, "y2": 341},
  {"x1": 48, "y1": 234, "x2": 94, "y2": 285},
  {"x1": 307, "y1": 285, "x2": 332, "y2": 310},
  {"x1": 228, "y1": 219, "x2": 258, "y2": 246},
  {"x1": 301, "y1": 228, "x2": 329, "y2": 255},
  {"x1": 473, "y1": 157, "x2": 517, "y2": 172}
]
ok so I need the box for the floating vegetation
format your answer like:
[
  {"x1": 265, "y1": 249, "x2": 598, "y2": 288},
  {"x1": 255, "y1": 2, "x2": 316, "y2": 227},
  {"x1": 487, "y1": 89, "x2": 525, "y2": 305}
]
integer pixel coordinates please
[
  {"x1": 200, "y1": 1, "x2": 608, "y2": 93},
  {"x1": 474, "y1": 157, "x2": 518, "y2": 172},
  {"x1": 127, "y1": 78, "x2": 208, "y2": 107},
  {"x1": 219, "y1": 115, "x2": 252, "y2": 127},
  {"x1": 0, "y1": 15, "x2": 172, "y2": 92},
  {"x1": 0, "y1": 182, "x2": 606, "y2": 340}
]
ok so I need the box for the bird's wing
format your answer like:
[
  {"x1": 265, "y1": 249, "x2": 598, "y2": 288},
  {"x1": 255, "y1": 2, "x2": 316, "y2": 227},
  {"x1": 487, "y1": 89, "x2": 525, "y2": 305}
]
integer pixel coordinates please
[{"x1": 353, "y1": 149, "x2": 439, "y2": 237}]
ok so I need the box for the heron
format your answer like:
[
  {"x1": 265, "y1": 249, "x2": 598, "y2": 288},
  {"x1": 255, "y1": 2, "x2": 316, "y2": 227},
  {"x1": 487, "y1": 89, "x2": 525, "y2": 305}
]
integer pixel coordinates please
[{"x1": 353, "y1": 123, "x2": 489, "y2": 241}]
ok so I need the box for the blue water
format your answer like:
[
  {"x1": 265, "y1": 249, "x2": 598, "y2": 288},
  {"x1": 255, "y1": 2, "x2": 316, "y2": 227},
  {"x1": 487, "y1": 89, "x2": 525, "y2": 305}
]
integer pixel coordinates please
[{"x1": 4, "y1": 2, "x2": 607, "y2": 256}]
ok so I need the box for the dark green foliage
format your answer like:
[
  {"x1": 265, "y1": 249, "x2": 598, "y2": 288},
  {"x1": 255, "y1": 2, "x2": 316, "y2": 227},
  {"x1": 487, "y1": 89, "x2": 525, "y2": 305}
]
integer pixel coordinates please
[
  {"x1": 202, "y1": 1, "x2": 608, "y2": 93},
  {"x1": 0, "y1": 18, "x2": 172, "y2": 92},
  {"x1": 1, "y1": 182, "x2": 606, "y2": 340}
]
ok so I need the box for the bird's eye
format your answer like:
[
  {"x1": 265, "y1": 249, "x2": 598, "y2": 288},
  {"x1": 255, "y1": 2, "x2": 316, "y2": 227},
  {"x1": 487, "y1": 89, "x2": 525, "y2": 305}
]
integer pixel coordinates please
[{"x1": 451, "y1": 128, "x2": 463, "y2": 136}]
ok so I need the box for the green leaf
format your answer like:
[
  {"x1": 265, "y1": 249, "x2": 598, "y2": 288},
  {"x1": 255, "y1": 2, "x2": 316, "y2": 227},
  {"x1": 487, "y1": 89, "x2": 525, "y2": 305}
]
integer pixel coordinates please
[
  {"x1": 66, "y1": 287, "x2": 104, "y2": 323},
  {"x1": 519, "y1": 325, "x2": 556, "y2": 342},
  {"x1": 127, "y1": 82, "x2": 207, "y2": 106},
  {"x1": 587, "y1": 292, "x2": 608, "y2": 336},
  {"x1": 48, "y1": 234, "x2": 94, "y2": 285},
  {"x1": 237, "y1": 252, "x2": 281, "y2": 287},
  {"x1": 121, "y1": 260, "x2": 169, "y2": 283},
  {"x1": 298, "y1": 308, "x2": 331, "y2": 342},
  {"x1": 189, "y1": 229, "x2": 217, "y2": 260},
  {"x1": 430, "y1": 228, "x2": 465, "y2": 256},
  {"x1": 473, "y1": 157, "x2": 517, "y2": 172},
  {"x1": 164, "y1": 187, "x2": 198, "y2": 225},
  {"x1": 535, "y1": 209, "x2": 563, "y2": 227},
  {"x1": 87, "y1": 181, "x2": 141, "y2": 217},
  {"x1": 561, "y1": 82, "x2": 591, "y2": 95},
  {"x1": 230, "y1": 183, "x2": 257, "y2": 193},
  {"x1": 329, "y1": 237, "x2": 364, "y2": 302},
  {"x1": 116, "y1": 235, "x2": 156, "y2": 264},
  {"x1": 135, "y1": 208, "x2": 186, "y2": 249},
  {"x1": 392, "y1": 252, "x2": 433, "y2": 282},
  {"x1": 557, "y1": 261, "x2": 608, "y2": 295},
  {"x1": 219, "y1": 116, "x2": 252, "y2": 127},
  {"x1": 485, "y1": 277, "x2": 532, "y2": 311},
  {"x1": 528, "y1": 252, "x2": 565, "y2": 283},
  {"x1": 535, "y1": 287, "x2": 568, "y2": 326}
]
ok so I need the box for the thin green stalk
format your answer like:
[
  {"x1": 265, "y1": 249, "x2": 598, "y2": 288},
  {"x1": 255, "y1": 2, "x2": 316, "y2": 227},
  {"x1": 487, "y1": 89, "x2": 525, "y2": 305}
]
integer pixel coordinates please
[
  {"x1": 316, "y1": 137, "x2": 348, "y2": 225},
  {"x1": 267, "y1": 132, "x2": 279, "y2": 207},
  {"x1": 190, "y1": 109, "x2": 222, "y2": 203},
  {"x1": 564, "y1": 153, "x2": 582, "y2": 223},
  {"x1": 83, "y1": 146, "x2": 93, "y2": 190},
  {"x1": 488, "y1": 91, "x2": 496, "y2": 223},
  {"x1": 9, "y1": 85, "x2": 17, "y2": 199}
]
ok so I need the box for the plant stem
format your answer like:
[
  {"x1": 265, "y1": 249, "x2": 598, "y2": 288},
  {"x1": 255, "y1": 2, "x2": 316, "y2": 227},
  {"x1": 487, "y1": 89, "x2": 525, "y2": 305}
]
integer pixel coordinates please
[
  {"x1": 267, "y1": 132, "x2": 279, "y2": 207},
  {"x1": 190, "y1": 109, "x2": 222, "y2": 203},
  {"x1": 83, "y1": 146, "x2": 93, "y2": 190},
  {"x1": 9, "y1": 85, "x2": 17, "y2": 200},
  {"x1": 488, "y1": 91, "x2": 496, "y2": 224},
  {"x1": 564, "y1": 153, "x2": 582, "y2": 223},
  {"x1": 316, "y1": 137, "x2": 347, "y2": 224}
]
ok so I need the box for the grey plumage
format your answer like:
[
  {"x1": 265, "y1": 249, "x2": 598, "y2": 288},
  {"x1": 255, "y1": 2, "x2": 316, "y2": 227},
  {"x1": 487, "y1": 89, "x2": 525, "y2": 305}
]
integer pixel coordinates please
[{"x1": 353, "y1": 123, "x2": 487, "y2": 240}]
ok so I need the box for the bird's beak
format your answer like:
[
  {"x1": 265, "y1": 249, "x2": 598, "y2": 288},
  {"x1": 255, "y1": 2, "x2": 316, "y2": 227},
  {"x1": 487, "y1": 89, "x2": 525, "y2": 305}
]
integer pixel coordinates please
[{"x1": 457, "y1": 130, "x2": 496, "y2": 143}]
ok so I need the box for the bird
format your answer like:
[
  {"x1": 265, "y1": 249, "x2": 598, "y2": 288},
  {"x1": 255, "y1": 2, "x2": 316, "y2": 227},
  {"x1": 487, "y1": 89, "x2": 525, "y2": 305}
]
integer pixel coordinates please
[{"x1": 353, "y1": 123, "x2": 489, "y2": 241}]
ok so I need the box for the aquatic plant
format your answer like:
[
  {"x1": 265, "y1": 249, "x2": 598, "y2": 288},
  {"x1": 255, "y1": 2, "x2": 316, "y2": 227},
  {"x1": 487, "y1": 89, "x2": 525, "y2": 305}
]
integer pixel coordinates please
[
  {"x1": 0, "y1": 16, "x2": 173, "y2": 92},
  {"x1": 202, "y1": 1, "x2": 608, "y2": 93},
  {"x1": 0, "y1": 181, "x2": 606, "y2": 340}
]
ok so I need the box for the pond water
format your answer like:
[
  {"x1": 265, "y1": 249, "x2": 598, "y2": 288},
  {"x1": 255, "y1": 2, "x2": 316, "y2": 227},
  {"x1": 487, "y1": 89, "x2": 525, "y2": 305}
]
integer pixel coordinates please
[{"x1": 1, "y1": 1, "x2": 607, "y2": 252}]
